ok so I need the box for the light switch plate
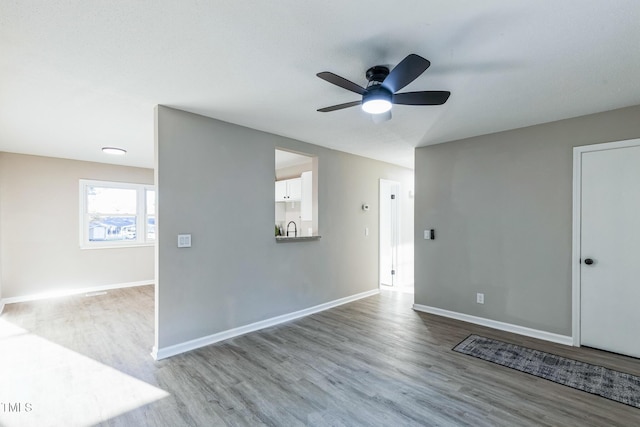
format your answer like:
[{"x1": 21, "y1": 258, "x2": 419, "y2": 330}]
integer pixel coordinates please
[
  {"x1": 424, "y1": 229, "x2": 434, "y2": 240},
  {"x1": 178, "y1": 234, "x2": 191, "y2": 248}
]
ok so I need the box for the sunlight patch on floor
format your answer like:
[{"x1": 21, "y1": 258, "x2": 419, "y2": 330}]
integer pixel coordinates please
[{"x1": 0, "y1": 317, "x2": 169, "y2": 427}]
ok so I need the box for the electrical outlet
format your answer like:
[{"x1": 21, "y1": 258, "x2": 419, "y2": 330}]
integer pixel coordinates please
[{"x1": 476, "y1": 293, "x2": 485, "y2": 304}]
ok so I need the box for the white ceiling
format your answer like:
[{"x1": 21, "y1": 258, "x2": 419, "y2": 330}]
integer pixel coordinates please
[
  {"x1": 275, "y1": 149, "x2": 312, "y2": 170},
  {"x1": 1, "y1": 1, "x2": 640, "y2": 169}
]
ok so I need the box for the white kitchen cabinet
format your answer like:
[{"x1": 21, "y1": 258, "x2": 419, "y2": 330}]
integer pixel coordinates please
[
  {"x1": 275, "y1": 177, "x2": 301, "y2": 202},
  {"x1": 275, "y1": 180, "x2": 288, "y2": 201},
  {"x1": 301, "y1": 171, "x2": 312, "y2": 221},
  {"x1": 287, "y1": 178, "x2": 302, "y2": 200}
]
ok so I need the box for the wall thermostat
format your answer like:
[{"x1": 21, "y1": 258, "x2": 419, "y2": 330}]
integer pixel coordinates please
[{"x1": 362, "y1": 203, "x2": 370, "y2": 211}]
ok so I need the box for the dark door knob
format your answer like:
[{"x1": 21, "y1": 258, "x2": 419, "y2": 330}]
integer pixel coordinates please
[{"x1": 584, "y1": 258, "x2": 594, "y2": 265}]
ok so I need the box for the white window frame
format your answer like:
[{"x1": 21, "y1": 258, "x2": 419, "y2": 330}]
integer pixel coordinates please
[{"x1": 79, "y1": 179, "x2": 155, "y2": 249}]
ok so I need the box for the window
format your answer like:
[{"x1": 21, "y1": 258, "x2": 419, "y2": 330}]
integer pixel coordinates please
[
  {"x1": 80, "y1": 179, "x2": 155, "y2": 248},
  {"x1": 146, "y1": 189, "x2": 155, "y2": 241}
]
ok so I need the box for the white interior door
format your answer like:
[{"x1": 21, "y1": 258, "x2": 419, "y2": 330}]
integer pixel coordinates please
[
  {"x1": 579, "y1": 142, "x2": 640, "y2": 358},
  {"x1": 380, "y1": 180, "x2": 399, "y2": 287}
]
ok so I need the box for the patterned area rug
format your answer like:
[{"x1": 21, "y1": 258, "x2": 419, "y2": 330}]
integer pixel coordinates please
[{"x1": 453, "y1": 334, "x2": 640, "y2": 409}]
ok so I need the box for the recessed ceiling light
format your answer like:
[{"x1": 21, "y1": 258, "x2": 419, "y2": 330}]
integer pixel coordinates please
[{"x1": 102, "y1": 147, "x2": 127, "y2": 156}]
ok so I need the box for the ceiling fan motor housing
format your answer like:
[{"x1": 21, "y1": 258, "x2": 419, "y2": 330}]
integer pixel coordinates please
[
  {"x1": 365, "y1": 66, "x2": 390, "y2": 86},
  {"x1": 362, "y1": 85, "x2": 393, "y2": 105}
]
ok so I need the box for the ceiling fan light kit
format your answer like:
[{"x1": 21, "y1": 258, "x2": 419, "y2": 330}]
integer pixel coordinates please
[
  {"x1": 362, "y1": 66, "x2": 393, "y2": 114},
  {"x1": 362, "y1": 94, "x2": 392, "y2": 114},
  {"x1": 317, "y1": 54, "x2": 450, "y2": 120}
]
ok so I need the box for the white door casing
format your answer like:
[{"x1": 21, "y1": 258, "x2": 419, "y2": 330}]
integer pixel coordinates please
[{"x1": 572, "y1": 138, "x2": 640, "y2": 357}]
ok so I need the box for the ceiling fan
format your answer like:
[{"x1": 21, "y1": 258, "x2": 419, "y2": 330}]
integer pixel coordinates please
[{"x1": 316, "y1": 54, "x2": 450, "y2": 122}]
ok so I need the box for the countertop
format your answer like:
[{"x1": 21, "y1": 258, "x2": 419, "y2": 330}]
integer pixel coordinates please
[{"x1": 275, "y1": 235, "x2": 321, "y2": 242}]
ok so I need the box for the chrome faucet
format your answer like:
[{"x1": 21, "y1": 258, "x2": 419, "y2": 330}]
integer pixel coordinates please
[{"x1": 286, "y1": 221, "x2": 297, "y2": 237}]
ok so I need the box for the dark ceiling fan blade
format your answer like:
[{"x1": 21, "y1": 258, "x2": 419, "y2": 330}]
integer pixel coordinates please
[
  {"x1": 317, "y1": 72, "x2": 366, "y2": 95},
  {"x1": 393, "y1": 91, "x2": 450, "y2": 105},
  {"x1": 381, "y1": 54, "x2": 431, "y2": 94},
  {"x1": 317, "y1": 100, "x2": 361, "y2": 112}
]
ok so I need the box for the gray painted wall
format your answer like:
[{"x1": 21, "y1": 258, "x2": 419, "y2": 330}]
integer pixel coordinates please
[
  {"x1": 0, "y1": 152, "x2": 154, "y2": 299},
  {"x1": 155, "y1": 106, "x2": 413, "y2": 350},
  {"x1": 415, "y1": 105, "x2": 640, "y2": 336}
]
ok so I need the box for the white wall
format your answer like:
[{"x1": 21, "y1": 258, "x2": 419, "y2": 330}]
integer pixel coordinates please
[
  {"x1": 0, "y1": 156, "x2": 3, "y2": 304},
  {"x1": 393, "y1": 179, "x2": 414, "y2": 289},
  {"x1": 275, "y1": 162, "x2": 312, "y2": 180},
  {"x1": 0, "y1": 152, "x2": 154, "y2": 299},
  {"x1": 414, "y1": 104, "x2": 640, "y2": 336},
  {"x1": 155, "y1": 106, "x2": 413, "y2": 353}
]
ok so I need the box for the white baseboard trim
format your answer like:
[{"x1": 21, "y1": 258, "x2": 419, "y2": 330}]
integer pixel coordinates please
[
  {"x1": 152, "y1": 288, "x2": 380, "y2": 360},
  {"x1": 1, "y1": 280, "x2": 154, "y2": 305},
  {"x1": 412, "y1": 304, "x2": 573, "y2": 346}
]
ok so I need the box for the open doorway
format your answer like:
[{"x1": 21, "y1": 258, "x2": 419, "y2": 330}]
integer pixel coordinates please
[{"x1": 379, "y1": 179, "x2": 400, "y2": 288}]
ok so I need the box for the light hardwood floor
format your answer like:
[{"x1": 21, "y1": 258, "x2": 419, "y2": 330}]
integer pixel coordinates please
[{"x1": 1, "y1": 285, "x2": 639, "y2": 426}]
